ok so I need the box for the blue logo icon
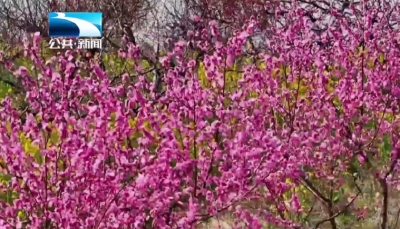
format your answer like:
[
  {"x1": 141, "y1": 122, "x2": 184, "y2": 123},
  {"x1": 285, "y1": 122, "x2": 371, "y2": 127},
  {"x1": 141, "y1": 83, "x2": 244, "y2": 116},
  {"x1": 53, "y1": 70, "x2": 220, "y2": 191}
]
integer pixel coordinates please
[{"x1": 49, "y1": 12, "x2": 102, "y2": 37}]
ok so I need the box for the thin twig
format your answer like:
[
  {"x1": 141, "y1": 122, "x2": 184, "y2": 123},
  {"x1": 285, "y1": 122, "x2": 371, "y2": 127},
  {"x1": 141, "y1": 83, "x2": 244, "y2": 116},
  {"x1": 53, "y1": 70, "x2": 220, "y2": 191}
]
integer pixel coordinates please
[{"x1": 314, "y1": 190, "x2": 361, "y2": 229}]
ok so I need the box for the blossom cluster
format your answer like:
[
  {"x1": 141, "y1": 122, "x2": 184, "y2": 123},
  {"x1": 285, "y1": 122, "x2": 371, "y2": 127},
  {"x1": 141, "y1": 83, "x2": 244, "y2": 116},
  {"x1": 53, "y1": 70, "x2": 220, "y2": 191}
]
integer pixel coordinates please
[{"x1": 0, "y1": 1, "x2": 400, "y2": 228}]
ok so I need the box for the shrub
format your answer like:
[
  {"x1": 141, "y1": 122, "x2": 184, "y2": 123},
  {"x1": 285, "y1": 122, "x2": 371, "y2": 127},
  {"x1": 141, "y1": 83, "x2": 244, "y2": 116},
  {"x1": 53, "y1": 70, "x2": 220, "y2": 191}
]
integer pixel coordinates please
[{"x1": 1, "y1": 2, "x2": 400, "y2": 229}]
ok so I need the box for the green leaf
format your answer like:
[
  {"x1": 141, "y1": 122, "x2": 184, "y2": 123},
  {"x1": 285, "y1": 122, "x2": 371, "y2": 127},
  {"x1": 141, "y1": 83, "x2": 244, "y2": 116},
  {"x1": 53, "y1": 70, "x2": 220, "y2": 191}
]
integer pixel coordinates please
[
  {"x1": 382, "y1": 133, "x2": 392, "y2": 161},
  {"x1": 275, "y1": 114, "x2": 285, "y2": 127},
  {"x1": 58, "y1": 159, "x2": 66, "y2": 171},
  {"x1": 103, "y1": 53, "x2": 109, "y2": 62},
  {"x1": 17, "y1": 209, "x2": 28, "y2": 221},
  {"x1": 348, "y1": 156, "x2": 360, "y2": 175},
  {"x1": 49, "y1": 128, "x2": 60, "y2": 145},
  {"x1": 331, "y1": 76, "x2": 339, "y2": 82},
  {"x1": 0, "y1": 189, "x2": 18, "y2": 204},
  {"x1": 364, "y1": 120, "x2": 376, "y2": 130},
  {"x1": 198, "y1": 62, "x2": 210, "y2": 88},
  {"x1": 128, "y1": 132, "x2": 142, "y2": 149},
  {"x1": 0, "y1": 191, "x2": 8, "y2": 203},
  {"x1": 20, "y1": 133, "x2": 43, "y2": 164},
  {"x1": 141, "y1": 60, "x2": 150, "y2": 69},
  {"x1": 0, "y1": 81, "x2": 13, "y2": 99},
  {"x1": 333, "y1": 188, "x2": 344, "y2": 203},
  {"x1": 280, "y1": 65, "x2": 290, "y2": 76},
  {"x1": 109, "y1": 112, "x2": 116, "y2": 130},
  {"x1": 368, "y1": 58, "x2": 375, "y2": 69},
  {"x1": 189, "y1": 147, "x2": 198, "y2": 159},
  {"x1": 105, "y1": 156, "x2": 115, "y2": 165},
  {"x1": 256, "y1": 60, "x2": 266, "y2": 70},
  {"x1": 170, "y1": 158, "x2": 177, "y2": 168},
  {"x1": 0, "y1": 173, "x2": 11, "y2": 184},
  {"x1": 302, "y1": 165, "x2": 313, "y2": 173},
  {"x1": 173, "y1": 128, "x2": 184, "y2": 150},
  {"x1": 210, "y1": 165, "x2": 222, "y2": 177},
  {"x1": 379, "y1": 53, "x2": 385, "y2": 64},
  {"x1": 337, "y1": 212, "x2": 352, "y2": 225},
  {"x1": 148, "y1": 142, "x2": 158, "y2": 152}
]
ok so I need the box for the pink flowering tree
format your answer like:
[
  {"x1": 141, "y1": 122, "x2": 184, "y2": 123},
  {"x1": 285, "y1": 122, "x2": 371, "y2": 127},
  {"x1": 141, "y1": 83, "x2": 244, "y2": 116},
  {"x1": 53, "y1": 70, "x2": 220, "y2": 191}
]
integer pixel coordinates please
[{"x1": 2, "y1": 0, "x2": 400, "y2": 229}]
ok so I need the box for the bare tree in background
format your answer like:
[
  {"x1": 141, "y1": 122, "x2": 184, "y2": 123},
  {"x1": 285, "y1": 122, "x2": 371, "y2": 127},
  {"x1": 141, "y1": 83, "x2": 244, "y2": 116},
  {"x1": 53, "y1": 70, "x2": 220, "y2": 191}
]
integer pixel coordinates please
[
  {"x1": 1, "y1": 0, "x2": 400, "y2": 101},
  {"x1": 147, "y1": 0, "x2": 400, "y2": 53},
  {"x1": 1, "y1": 0, "x2": 399, "y2": 48},
  {"x1": 0, "y1": 0, "x2": 152, "y2": 44}
]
